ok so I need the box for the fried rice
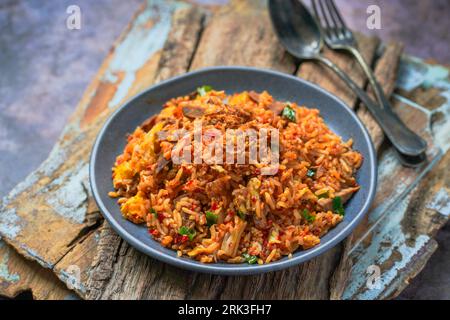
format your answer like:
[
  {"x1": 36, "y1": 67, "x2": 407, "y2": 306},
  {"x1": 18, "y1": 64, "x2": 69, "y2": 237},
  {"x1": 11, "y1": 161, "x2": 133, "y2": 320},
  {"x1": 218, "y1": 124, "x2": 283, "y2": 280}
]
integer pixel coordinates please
[{"x1": 108, "y1": 87, "x2": 363, "y2": 264}]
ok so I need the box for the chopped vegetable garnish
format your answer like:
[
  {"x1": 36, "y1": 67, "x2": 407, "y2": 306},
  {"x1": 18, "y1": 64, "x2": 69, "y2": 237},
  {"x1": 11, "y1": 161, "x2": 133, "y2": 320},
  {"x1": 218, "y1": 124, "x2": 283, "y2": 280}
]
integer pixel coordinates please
[
  {"x1": 306, "y1": 169, "x2": 315, "y2": 178},
  {"x1": 302, "y1": 209, "x2": 315, "y2": 223},
  {"x1": 281, "y1": 105, "x2": 296, "y2": 122},
  {"x1": 179, "y1": 226, "x2": 196, "y2": 241},
  {"x1": 205, "y1": 211, "x2": 218, "y2": 226},
  {"x1": 318, "y1": 191, "x2": 329, "y2": 199},
  {"x1": 332, "y1": 196, "x2": 345, "y2": 216},
  {"x1": 197, "y1": 85, "x2": 213, "y2": 96},
  {"x1": 150, "y1": 208, "x2": 157, "y2": 218},
  {"x1": 242, "y1": 253, "x2": 258, "y2": 264},
  {"x1": 237, "y1": 210, "x2": 246, "y2": 220}
]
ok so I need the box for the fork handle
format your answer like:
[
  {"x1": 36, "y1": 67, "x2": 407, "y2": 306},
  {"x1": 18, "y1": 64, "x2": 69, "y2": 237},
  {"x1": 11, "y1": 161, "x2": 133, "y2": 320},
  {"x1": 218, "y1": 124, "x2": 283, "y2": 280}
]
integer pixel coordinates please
[{"x1": 316, "y1": 55, "x2": 427, "y2": 157}]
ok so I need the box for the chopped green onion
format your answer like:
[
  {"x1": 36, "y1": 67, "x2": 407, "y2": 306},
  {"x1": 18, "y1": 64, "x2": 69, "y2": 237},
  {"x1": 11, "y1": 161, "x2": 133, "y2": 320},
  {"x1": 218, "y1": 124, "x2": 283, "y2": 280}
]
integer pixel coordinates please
[
  {"x1": 205, "y1": 211, "x2": 218, "y2": 226},
  {"x1": 318, "y1": 191, "x2": 329, "y2": 199},
  {"x1": 179, "y1": 226, "x2": 196, "y2": 241},
  {"x1": 150, "y1": 208, "x2": 157, "y2": 218},
  {"x1": 281, "y1": 105, "x2": 296, "y2": 122},
  {"x1": 332, "y1": 196, "x2": 345, "y2": 216},
  {"x1": 197, "y1": 85, "x2": 213, "y2": 96},
  {"x1": 242, "y1": 253, "x2": 258, "y2": 264},
  {"x1": 237, "y1": 210, "x2": 246, "y2": 220},
  {"x1": 302, "y1": 209, "x2": 315, "y2": 223},
  {"x1": 306, "y1": 169, "x2": 316, "y2": 178}
]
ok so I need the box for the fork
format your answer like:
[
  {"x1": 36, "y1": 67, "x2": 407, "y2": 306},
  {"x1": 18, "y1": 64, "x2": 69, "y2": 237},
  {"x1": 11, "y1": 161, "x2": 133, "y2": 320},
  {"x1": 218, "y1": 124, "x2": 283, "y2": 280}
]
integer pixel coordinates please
[{"x1": 311, "y1": 0, "x2": 427, "y2": 157}]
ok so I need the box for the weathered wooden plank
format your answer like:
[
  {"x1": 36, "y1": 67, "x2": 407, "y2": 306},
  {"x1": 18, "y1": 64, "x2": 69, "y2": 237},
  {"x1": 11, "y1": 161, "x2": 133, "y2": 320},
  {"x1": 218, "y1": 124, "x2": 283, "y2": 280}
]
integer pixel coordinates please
[
  {"x1": 86, "y1": 0, "x2": 385, "y2": 300},
  {"x1": 85, "y1": 4, "x2": 208, "y2": 300},
  {"x1": 190, "y1": 0, "x2": 296, "y2": 73},
  {"x1": 328, "y1": 42, "x2": 404, "y2": 299},
  {"x1": 0, "y1": 239, "x2": 76, "y2": 300},
  {"x1": 329, "y1": 46, "x2": 447, "y2": 300},
  {"x1": 53, "y1": 229, "x2": 102, "y2": 297},
  {"x1": 341, "y1": 56, "x2": 450, "y2": 299},
  {"x1": 154, "y1": 6, "x2": 206, "y2": 83},
  {"x1": 0, "y1": 0, "x2": 196, "y2": 291}
]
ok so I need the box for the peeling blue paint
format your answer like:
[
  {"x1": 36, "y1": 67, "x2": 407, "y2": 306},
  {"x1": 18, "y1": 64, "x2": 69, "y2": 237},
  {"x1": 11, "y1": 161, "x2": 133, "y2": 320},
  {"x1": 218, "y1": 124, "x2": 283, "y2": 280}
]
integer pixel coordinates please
[
  {"x1": 422, "y1": 65, "x2": 450, "y2": 89},
  {"x1": 0, "y1": 207, "x2": 21, "y2": 239},
  {"x1": 94, "y1": 232, "x2": 100, "y2": 242},
  {"x1": 58, "y1": 269, "x2": 86, "y2": 294},
  {"x1": 46, "y1": 162, "x2": 89, "y2": 224},
  {"x1": 431, "y1": 89, "x2": 450, "y2": 152},
  {"x1": 0, "y1": 246, "x2": 21, "y2": 283},
  {"x1": 19, "y1": 244, "x2": 54, "y2": 269},
  {"x1": 2, "y1": 174, "x2": 39, "y2": 206},
  {"x1": 397, "y1": 57, "x2": 429, "y2": 91},
  {"x1": 344, "y1": 194, "x2": 431, "y2": 300},
  {"x1": 350, "y1": 150, "x2": 442, "y2": 255},
  {"x1": 106, "y1": 0, "x2": 180, "y2": 108},
  {"x1": 64, "y1": 293, "x2": 80, "y2": 300},
  {"x1": 427, "y1": 188, "x2": 450, "y2": 216},
  {"x1": 368, "y1": 150, "x2": 407, "y2": 223},
  {"x1": 397, "y1": 56, "x2": 449, "y2": 91}
]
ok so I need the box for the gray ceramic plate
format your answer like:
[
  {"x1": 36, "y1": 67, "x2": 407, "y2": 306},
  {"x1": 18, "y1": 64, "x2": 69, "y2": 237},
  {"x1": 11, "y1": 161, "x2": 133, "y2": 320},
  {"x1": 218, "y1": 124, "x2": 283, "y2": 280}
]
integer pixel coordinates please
[{"x1": 90, "y1": 66, "x2": 377, "y2": 275}]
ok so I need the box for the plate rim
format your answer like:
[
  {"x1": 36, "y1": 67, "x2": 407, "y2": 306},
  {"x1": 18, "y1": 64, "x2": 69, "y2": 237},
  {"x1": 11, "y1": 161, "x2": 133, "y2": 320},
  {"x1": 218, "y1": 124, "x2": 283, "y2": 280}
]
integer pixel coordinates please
[{"x1": 89, "y1": 66, "x2": 377, "y2": 275}]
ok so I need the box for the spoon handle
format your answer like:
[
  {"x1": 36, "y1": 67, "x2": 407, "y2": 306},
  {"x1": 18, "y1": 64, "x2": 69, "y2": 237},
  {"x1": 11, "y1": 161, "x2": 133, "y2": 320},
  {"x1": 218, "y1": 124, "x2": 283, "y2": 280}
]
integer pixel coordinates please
[
  {"x1": 316, "y1": 55, "x2": 427, "y2": 157},
  {"x1": 347, "y1": 47, "x2": 392, "y2": 111}
]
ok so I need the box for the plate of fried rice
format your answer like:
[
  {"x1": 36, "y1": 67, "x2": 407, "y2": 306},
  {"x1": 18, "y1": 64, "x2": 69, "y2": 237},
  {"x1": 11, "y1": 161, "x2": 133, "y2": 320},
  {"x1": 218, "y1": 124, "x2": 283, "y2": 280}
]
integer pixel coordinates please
[{"x1": 90, "y1": 66, "x2": 377, "y2": 275}]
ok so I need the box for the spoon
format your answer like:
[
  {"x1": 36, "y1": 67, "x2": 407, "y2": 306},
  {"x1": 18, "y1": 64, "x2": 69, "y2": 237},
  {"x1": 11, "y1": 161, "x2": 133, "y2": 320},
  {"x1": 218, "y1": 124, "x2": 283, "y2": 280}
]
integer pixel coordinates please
[{"x1": 268, "y1": 0, "x2": 427, "y2": 166}]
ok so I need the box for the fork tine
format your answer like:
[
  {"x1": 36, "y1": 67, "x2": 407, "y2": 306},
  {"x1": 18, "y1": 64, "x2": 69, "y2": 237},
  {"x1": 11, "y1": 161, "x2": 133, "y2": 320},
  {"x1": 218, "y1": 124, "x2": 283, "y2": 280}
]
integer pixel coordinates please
[
  {"x1": 329, "y1": 0, "x2": 348, "y2": 30},
  {"x1": 311, "y1": 0, "x2": 324, "y2": 27},
  {"x1": 313, "y1": 0, "x2": 337, "y2": 40},
  {"x1": 311, "y1": 0, "x2": 328, "y2": 36},
  {"x1": 329, "y1": 0, "x2": 354, "y2": 40},
  {"x1": 324, "y1": 0, "x2": 344, "y2": 39}
]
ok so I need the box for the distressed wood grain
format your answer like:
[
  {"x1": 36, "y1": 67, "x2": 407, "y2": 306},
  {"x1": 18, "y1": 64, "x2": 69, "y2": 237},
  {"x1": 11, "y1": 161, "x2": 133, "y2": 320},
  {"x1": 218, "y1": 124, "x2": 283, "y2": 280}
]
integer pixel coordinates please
[
  {"x1": 328, "y1": 42, "x2": 404, "y2": 298},
  {"x1": 0, "y1": 239, "x2": 75, "y2": 300},
  {"x1": 0, "y1": 0, "x2": 202, "y2": 297},
  {"x1": 190, "y1": 0, "x2": 296, "y2": 73},
  {"x1": 341, "y1": 56, "x2": 450, "y2": 299}
]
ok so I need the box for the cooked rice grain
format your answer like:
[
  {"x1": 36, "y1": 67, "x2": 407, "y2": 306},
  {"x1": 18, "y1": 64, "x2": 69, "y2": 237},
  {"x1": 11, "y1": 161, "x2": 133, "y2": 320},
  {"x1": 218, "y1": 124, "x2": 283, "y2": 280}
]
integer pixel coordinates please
[{"x1": 109, "y1": 89, "x2": 362, "y2": 264}]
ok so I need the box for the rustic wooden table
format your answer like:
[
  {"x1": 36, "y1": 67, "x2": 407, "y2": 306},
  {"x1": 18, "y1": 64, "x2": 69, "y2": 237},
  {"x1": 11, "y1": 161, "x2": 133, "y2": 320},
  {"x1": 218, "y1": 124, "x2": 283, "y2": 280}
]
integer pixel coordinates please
[{"x1": 0, "y1": 0, "x2": 449, "y2": 300}]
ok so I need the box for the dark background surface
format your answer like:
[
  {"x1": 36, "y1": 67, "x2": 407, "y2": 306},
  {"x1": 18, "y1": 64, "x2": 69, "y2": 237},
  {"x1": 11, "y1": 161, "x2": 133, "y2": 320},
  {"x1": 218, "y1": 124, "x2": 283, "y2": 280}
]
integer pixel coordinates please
[{"x1": 0, "y1": 0, "x2": 449, "y2": 299}]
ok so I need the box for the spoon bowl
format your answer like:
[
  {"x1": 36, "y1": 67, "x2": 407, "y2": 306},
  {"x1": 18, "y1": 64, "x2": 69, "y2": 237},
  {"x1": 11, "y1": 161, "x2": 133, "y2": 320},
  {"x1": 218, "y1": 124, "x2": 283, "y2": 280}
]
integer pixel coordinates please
[{"x1": 269, "y1": 0, "x2": 323, "y2": 59}]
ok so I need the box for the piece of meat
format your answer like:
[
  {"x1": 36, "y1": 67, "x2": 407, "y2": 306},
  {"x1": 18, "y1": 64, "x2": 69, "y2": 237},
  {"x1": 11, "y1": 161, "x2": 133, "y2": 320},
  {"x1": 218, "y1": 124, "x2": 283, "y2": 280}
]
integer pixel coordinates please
[
  {"x1": 140, "y1": 115, "x2": 157, "y2": 132},
  {"x1": 205, "y1": 176, "x2": 231, "y2": 198},
  {"x1": 317, "y1": 186, "x2": 360, "y2": 211},
  {"x1": 182, "y1": 105, "x2": 205, "y2": 118},
  {"x1": 187, "y1": 90, "x2": 198, "y2": 99},
  {"x1": 248, "y1": 91, "x2": 260, "y2": 103},
  {"x1": 267, "y1": 101, "x2": 285, "y2": 115}
]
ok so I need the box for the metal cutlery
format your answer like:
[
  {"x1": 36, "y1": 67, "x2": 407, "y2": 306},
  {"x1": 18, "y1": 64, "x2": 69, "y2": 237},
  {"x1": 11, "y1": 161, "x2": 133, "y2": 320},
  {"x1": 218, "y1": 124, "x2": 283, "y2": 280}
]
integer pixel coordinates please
[{"x1": 268, "y1": 0, "x2": 427, "y2": 166}]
